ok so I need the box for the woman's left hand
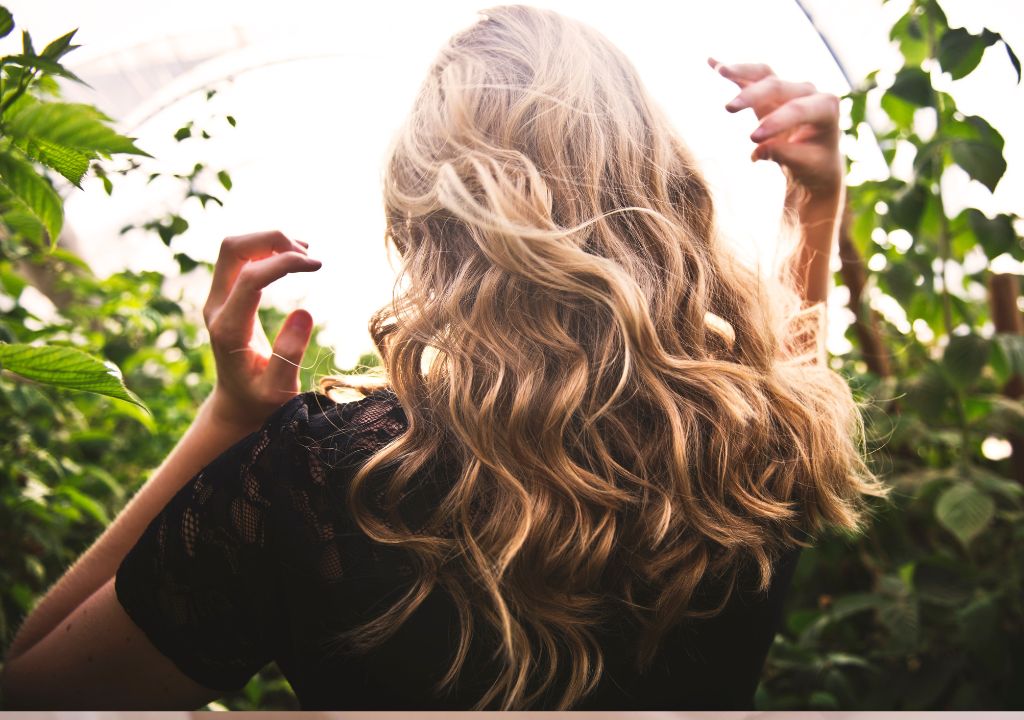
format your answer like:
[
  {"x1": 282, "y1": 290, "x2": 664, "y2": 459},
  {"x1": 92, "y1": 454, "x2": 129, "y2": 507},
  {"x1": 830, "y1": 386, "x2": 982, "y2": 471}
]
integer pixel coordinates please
[
  {"x1": 202, "y1": 231, "x2": 323, "y2": 433},
  {"x1": 708, "y1": 57, "x2": 843, "y2": 203}
]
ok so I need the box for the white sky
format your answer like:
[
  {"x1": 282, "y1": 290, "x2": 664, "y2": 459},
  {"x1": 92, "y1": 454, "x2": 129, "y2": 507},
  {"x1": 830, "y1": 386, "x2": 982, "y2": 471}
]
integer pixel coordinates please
[{"x1": 6, "y1": 0, "x2": 1024, "y2": 367}]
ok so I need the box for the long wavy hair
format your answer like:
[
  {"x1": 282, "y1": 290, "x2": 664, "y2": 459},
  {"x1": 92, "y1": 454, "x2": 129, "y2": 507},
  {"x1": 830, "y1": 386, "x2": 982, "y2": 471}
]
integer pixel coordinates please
[{"x1": 321, "y1": 4, "x2": 886, "y2": 710}]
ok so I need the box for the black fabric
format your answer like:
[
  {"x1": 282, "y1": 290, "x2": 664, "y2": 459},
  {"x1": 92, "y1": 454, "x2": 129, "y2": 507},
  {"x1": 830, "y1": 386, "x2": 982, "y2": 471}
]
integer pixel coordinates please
[{"x1": 115, "y1": 389, "x2": 802, "y2": 709}]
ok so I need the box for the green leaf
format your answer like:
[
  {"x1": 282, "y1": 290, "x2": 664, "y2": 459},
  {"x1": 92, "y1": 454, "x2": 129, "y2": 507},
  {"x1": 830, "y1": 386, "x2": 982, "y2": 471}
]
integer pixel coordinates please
[
  {"x1": 880, "y1": 92, "x2": 915, "y2": 129},
  {"x1": 194, "y1": 192, "x2": 222, "y2": 208},
  {"x1": 914, "y1": 560, "x2": 973, "y2": 606},
  {"x1": 217, "y1": 170, "x2": 232, "y2": 191},
  {"x1": 829, "y1": 593, "x2": 883, "y2": 621},
  {"x1": 0, "y1": 343, "x2": 146, "y2": 409},
  {"x1": 3, "y1": 53, "x2": 87, "y2": 86},
  {"x1": 942, "y1": 333, "x2": 991, "y2": 388},
  {"x1": 902, "y1": 362, "x2": 952, "y2": 417},
  {"x1": 878, "y1": 596, "x2": 919, "y2": 650},
  {"x1": 965, "y1": 209, "x2": 1017, "y2": 258},
  {"x1": 917, "y1": 192, "x2": 944, "y2": 243},
  {"x1": 888, "y1": 66, "x2": 933, "y2": 107},
  {"x1": 1004, "y1": 40, "x2": 1021, "y2": 83},
  {"x1": 847, "y1": 90, "x2": 866, "y2": 126},
  {"x1": 0, "y1": 262, "x2": 28, "y2": 296},
  {"x1": 142, "y1": 214, "x2": 189, "y2": 246},
  {"x1": 0, "y1": 7, "x2": 13, "y2": 39},
  {"x1": 0, "y1": 151, "x2": 63, "y2": 244},
  {"x1": 888, "y1": 183, "x2": 926, "y2": 233},
  {"x1": 226, "y1": 115, "x2": 236, "y2": 127},
  {"x1": 21, "y1": 29, "x2": 33, "y2": 55},
  {"x1": 891, "y1": 13, "x2": 929, "y2": 67},
  {"x1": 947, "y1": 116, "x2": 1007, "y2": 193},
  {"x1": 881, "y1": 261, "x2": 917, "y2": 306},
  {"x1": 16, "y1": 137, "x2": 92, "y2": 187},
  {"x1": 0, "y1": 197, "x2": 45, "y2": 243},
  {"x1": 4, "y1": 99, "x2": 150, "y2": 157},
  {"x1": 991, "y1": 333, "x2": 1024, "y2": 378},
  {"x1": 850, "y1": 204, "x2": 877, "y2": 256},
  {"x1": 825, "y1": 652, "x2": 873, "y2": 670},
  {"x1": 808, "y1": 691, "x2": 839, "y2": 710},
  {"x1": 952, "y1": 142, "x2": 1007, "y2": 193},
  {"x1": 935, "y1": 482, "x2": 996, "y2": 546},
  {"x1": 957, "y1": 593, "x2": 1000, "y2": 652},
  {"x1": 174, "y1": 252, "x2": 200, "y2": 273},
  {"x1": 48, "y1": 245, "x2": 90, "y2": 272},
  {"x1": 938, "y1": 28, "x2": 995, "y2": 80},
  {"x1": 40, "y1": 28, "x2": 79, "y2": 61},
  {"x1": 55, "y1": 485, "x2": 109, "y2": 524}
]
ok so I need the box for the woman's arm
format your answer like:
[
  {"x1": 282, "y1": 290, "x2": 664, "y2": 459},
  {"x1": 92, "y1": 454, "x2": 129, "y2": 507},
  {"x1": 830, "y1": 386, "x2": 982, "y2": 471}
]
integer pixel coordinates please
[
  {"x1": 2, "y1": 231, "x2": 320, "y2": 707},
  {"x1": 710, "y1": 57, "x2": 845, "y2": 306},
  {"x1": 4, "y1": 394, "x2": 256, "y2": 662},
  {"x1": 785, "y1": 185, "x2": 844, "y2": 305}
]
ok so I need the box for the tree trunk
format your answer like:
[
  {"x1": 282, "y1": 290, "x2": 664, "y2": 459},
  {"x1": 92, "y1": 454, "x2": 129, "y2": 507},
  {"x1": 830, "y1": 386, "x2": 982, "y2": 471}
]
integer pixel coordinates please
[
  {"x1": 987, "y1": 272, "x2": 1024, "y2": 485},
  {"x1": 837, "y1": 199, "x2": 891, "y2": 378}
]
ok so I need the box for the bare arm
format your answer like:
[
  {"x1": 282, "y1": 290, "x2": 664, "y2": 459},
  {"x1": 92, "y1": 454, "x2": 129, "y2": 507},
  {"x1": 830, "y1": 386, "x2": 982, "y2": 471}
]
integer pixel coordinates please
[
  {"x1": 3, "y1": 394, "x2": 255, "y2": 664},
  {"x1": 2, "y1": 231, "x2": 320, "y2": 708},
  {"x1": 709, "y1": 57, "x2": 845, "y2": 307},
  {"x1": 785, "y1": 184, "x2": 844, "y2": 305}
]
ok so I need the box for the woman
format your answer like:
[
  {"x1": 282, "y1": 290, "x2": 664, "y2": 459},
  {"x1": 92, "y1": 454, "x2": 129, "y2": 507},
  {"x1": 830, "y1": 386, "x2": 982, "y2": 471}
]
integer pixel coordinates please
[{"x1": 2, "y1": 5, "x2": 886, "y2": 711}]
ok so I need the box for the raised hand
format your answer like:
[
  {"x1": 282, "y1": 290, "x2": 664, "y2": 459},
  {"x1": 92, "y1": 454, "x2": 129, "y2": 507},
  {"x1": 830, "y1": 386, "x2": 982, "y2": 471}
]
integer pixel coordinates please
[
  {"x1": 202, "y1": 231, "x2": 322, "y2": 432},
  {"x1": 708, "y1": 57, "x2": 843, "y2": 202}
]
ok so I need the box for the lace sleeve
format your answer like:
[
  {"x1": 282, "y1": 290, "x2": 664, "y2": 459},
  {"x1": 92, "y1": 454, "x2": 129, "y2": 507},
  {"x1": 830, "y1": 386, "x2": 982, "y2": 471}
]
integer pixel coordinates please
[
  {"x1": 114, "y1": 395, "x2": 310, "y2": 692},
  {"x1": 780, "y1": 301, "x2": 827, "y2": 365}
]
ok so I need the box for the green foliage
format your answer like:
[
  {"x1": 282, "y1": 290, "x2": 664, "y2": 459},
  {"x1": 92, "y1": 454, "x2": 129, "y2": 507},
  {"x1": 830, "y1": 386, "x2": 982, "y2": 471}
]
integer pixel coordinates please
[
  {"x1": 0, "y1": 5, "x2": 330, "y2": 708},
  {"x1": 0, "y1": 151, "x2": 63, "y2": 242},
  {"x1": 757, "y1": 0, "x2": 1024, "y2": 711},
  {"x1": 0, "y1": 5, "x2": 151, "y2": 412},
  {"x1": 0, "y1": 343, "x2": 144, "y2": 407}
]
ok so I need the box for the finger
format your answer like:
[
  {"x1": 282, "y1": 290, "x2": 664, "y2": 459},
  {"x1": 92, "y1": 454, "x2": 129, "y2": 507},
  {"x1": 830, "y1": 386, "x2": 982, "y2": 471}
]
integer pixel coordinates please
[
  {"x1": 751, "y1": 138, "x2": 823, "y2": 177},
  {"x1": 725, "y1": 77, "x2": 817, "y2": 118},
  {"x1": 265, "y1": 309, "x2": 314, "y2": 396},
  {"x1": 208, "y1": 231, "x2": 308, "y2": 310},
  {"x1": 708, "y1": 57, "x2": 775, "y2": 88},
  {"x1": 750, "y1": 93, "x2": 840, "y2": 143},
  {"x1": 211, "y1": 252, "x2": 322, "y2": 344}
]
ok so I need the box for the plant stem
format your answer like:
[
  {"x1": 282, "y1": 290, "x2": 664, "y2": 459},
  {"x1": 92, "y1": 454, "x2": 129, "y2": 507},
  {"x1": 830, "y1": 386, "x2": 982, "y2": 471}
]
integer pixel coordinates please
[
  {"x1": 0, "y1": 66, "x2": 36, "y2": 119},
  {"x1": 925, "y1": 8, "x2": 971, "y2": 473}
]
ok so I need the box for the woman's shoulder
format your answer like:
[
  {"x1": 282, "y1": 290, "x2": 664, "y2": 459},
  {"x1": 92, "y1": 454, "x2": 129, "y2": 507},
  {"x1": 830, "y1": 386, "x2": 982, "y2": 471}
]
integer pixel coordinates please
[{"x1": 267, "y1": 387, "x2": 408, "y2": 460}]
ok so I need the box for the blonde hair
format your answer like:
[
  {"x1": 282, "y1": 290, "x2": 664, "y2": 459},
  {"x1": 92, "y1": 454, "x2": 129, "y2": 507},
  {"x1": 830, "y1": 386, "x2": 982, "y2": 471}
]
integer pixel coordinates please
[{"x1": 321, "y1": 4, "x2": 886, "y2": 709}]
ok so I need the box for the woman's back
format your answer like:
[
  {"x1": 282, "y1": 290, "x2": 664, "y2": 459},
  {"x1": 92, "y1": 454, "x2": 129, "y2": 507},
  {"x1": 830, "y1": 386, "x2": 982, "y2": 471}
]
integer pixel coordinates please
[{"x1": 115, "y1": 389, "x2": 801, "y2": 710}]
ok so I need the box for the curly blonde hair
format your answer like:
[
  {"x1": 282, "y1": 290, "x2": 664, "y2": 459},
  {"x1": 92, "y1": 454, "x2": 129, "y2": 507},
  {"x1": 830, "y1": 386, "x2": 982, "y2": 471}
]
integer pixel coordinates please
[{"x1": 321, "y1": 4, "x2": 886, "y2": 709}]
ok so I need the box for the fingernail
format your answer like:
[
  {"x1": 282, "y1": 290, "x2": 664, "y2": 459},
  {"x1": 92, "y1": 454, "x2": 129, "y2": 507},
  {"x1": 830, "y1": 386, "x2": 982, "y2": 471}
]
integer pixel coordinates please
[
  {"x1": 750, "y1": 127, "x2": 767, "y2": 142},
  {"x1": 725, "y1": 99, "x2": 743, "y2": 112}
]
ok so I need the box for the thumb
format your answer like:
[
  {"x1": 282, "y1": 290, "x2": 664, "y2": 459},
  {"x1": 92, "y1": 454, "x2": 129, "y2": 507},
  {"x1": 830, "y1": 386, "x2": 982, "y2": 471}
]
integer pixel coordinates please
[{"x1": 266, "y1": 309, "x2": 314, "y2": 396}]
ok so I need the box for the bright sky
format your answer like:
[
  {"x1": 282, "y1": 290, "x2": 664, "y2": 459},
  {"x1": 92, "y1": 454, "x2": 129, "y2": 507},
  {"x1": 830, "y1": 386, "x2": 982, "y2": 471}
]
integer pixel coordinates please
[{"x1": 7, "y1": 1, "x2": 1024, "y2": 367}]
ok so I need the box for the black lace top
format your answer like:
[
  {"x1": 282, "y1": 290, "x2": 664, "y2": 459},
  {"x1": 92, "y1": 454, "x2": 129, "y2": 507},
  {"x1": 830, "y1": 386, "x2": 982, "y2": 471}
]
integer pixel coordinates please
[{"x1": 115, "y1": 389, "x2": 801, "y2": 710}]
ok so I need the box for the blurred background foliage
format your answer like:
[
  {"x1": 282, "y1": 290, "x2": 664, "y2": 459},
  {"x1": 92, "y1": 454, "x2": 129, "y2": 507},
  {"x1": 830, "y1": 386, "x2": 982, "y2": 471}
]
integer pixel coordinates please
[
  {"x1": 757, "y1": 0, "x2": 1023, "y2": 711},
  {"x1": 0, "y1": 0, "x2": 1022, "y2": 711}
]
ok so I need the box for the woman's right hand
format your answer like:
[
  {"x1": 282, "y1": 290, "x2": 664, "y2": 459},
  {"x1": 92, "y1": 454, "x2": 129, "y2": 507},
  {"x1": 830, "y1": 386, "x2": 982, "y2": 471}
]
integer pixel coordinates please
[
  {"x1": 708, "y1": 57, "x2": 844, "y2": 204},
  {"x1": 202, "y1": 231, "x2": 322, "y2": 434}
]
